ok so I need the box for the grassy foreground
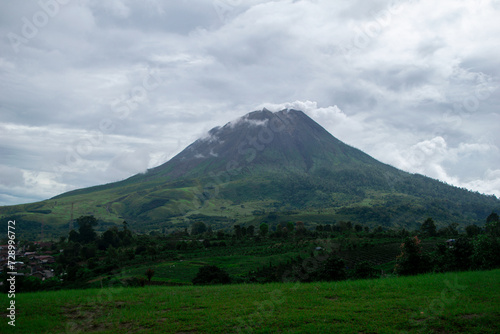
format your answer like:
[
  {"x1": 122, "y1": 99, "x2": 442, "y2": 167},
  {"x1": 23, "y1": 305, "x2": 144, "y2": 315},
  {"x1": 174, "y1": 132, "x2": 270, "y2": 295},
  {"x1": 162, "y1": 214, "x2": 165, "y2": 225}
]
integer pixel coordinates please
[{"x1": 5, "y1": 269, "x2": 500, "y2": 333}]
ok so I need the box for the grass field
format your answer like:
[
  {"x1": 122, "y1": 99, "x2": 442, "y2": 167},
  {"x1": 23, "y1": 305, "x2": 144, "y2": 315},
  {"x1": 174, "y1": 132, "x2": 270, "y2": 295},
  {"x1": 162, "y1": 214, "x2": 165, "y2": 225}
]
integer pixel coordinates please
[{"x1": 6, "y1": 269, "x2": 499, "y2": 333}]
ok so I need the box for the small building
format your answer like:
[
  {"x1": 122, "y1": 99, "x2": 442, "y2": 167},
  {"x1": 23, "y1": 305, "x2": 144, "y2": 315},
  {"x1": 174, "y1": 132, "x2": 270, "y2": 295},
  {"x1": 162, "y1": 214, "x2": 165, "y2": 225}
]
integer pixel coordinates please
[
  {"x1": 32, "y1": 271, "x2": 45, "y2": 280},
  {"x1": 43, "y1": 270, "x2": 55, "y2": 279},
  {"x1": 34, "y1": 241, "x2": 54, "y2": 249},
  {"x1": 34, "y1": 255, "x2": 55, "y2": 264}
]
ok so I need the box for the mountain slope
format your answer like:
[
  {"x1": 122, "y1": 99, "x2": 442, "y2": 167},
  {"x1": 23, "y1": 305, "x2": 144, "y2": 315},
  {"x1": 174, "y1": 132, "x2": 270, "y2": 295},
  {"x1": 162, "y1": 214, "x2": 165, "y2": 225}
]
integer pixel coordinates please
[{"x1": 1, "y1": 108, "x2": 499, "y2": 238}]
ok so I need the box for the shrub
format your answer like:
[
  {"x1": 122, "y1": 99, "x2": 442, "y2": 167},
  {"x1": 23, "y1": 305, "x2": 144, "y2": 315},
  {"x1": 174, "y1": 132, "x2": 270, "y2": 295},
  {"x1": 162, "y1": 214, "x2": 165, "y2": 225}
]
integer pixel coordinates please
[
  {"x1": 352, "y1": 261, "x2": 379, "y2": 279},
  {"x1": 394, "y1": 236, "x2": 431, "y2": 276},
  {"x1": 313, "y1": 254, "x2": 347, "y2": 282},
  {"x1": 472, "y1": 234, "x2": 500, "y2": 270},
  {"x1": 192, "y1": 265, "x2": 231, "y2": 285},
  {"x1": 145, "y1": 268, "x2": 155, "y2": 282},
  {"x1": 123, "y1": 277, "x2": 146, "y2": 287},
  {"x1": 445, "y1": 237, "x2": 474, "y2": 271}
]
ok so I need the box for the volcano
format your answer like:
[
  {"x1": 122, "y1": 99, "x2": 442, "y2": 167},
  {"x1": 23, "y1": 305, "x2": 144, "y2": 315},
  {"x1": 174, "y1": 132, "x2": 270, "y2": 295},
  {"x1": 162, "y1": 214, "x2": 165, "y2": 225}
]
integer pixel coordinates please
[
  {"x1": 131, "y1": 108, "x2": 388, "y2": 181},
  {"x1": 2, "y1": 108, "x2": 499, "y2": 236}
]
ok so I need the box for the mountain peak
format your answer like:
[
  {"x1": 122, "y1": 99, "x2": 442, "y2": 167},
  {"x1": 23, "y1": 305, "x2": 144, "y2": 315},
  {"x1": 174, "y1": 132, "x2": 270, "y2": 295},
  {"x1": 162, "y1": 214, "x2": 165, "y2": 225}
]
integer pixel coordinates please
[
  {"x1": 224, "y1": 108, "x2": 303, "y2": 128},
  {"x1": 46, "y1": 107, "x2": 500, "y2": 231},
  {"x1": 145, "y1": 108, "x2": 378, "y2": 180}
]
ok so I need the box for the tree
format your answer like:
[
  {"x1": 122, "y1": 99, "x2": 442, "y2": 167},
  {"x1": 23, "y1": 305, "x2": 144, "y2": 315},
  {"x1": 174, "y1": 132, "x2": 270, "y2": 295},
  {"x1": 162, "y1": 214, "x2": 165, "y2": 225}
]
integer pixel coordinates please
[
  {"x1": 486, "y1": 212, "x2": 500, "y2": 224},
  {"x1": 147, "y1": 246, "x2": 158, "y2": 261},
  {"x1": 442, "y1": 237, "x2": 474, "y2": 271},
  {"x1": 105, "y1": 245, "x2": 119, "y2": 268},
  {"x1": 465, "y1": 224, "x2": 482, "y2": 237},
  {"x1": 315, "y1": 255, "x2": 347, "y2": 281},
  {"x1": 420, "y1": 218, "x2": 437, "y2": 237},
  {"x1": 206, "y1": 225, "x2": 214, "y2": 237},
  {"x1": 145, "y1": 268, "x2": 155, "y2": 282},
  {"x1": 234, "y1": 224, "x2": 242, "y2": 239},
  {"x1": 485, "y1": 212, "x2": 500, "y2": 237},
  {"x1": 295, "y1": 221, "x2": 306, "y2": 231},
  {"x1": 295, "y1": 221, "x2": 306, "y2": 235},
  {"x1": 399, "y1": 228, "x2": 410, "y2": 238},
  {"x1": 68, "y1": 229, "x2": 80, "y2": 243},
  {"x1": 352, "y1": 261, "x2": 378, "y2": 279},
  {"x1": 119, "y1": 221, "x2": 133, "y2": 245},
  {"x1": 80, "y1": 245, "x2": 96, "y2": 260},
  {"x1": 259, "y1": 223, "x2": 269, "y2": 237},
  {"x1": 246, "y1": 225, "x2": 255, "y2": 237},
  {"x1": 191, "y1": 221, "x2": 207, "y2": 235},
  {"x1": 354, "y1": 224, "x2": 363, "y2": 233},
  {"x1": 394, "y1": 236, "x2": 431, "y2": 276},
  {"x1": 337, "y1": 221, "x2": 351, "y2": 233},
  {"x1": 472, "y1": 234, "x2": 500, "y2": 269},
  {"x1": 76, "y1": 216, "x2": 98, "y2": 243},
  {"x1": 438, "y1": 223, "x2": 459, "y2": 237},
  {"x1": 102, "y1": 227, "x2": 120, "y2": 249},
  {"x1": 192, "y1": 265, "x2": 231, "y2": 285}
]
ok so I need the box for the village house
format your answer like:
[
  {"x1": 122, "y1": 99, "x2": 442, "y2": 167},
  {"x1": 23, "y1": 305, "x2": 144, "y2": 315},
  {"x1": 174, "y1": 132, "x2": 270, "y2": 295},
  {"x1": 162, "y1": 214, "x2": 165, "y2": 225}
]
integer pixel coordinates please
[
  {"x1": 32, "y1": 269, "x2": 55, "y2": 280},
  {"x1": 34, "y1": 255, "x2": 56, "y2": 264}
]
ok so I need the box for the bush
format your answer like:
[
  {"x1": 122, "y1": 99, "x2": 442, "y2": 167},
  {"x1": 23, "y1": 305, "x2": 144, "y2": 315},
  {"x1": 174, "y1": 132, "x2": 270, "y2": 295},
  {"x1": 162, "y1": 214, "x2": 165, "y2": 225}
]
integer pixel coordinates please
[
  {"x1": 472, "y1": 234, "x2": 500, "y2": 270},
  {"x1": 445, "y1": 237, "x2": 474, "y2": 271},
  {"x1": 192, "y1": 265, "x2": 231, "y2": 285},
  {"x1": 313, "y1": 255, "x2": 347, "y2": 281},
  {"x1": 123, "y1": 277, "x2": 146, "y2": 287},
  {"x1": 394, "y1": 236, "x2": 431, "y2": 276},
  {"x1": 19, "y1": 276, "x2": 42, "y2": 293},
  {"x1": 431, "y1": 238, "x2": 474, "y2": 272},
  {"x1": 145, "y1": 268, "x2": 155, "y2": 282},
  {"x1": 351, "y1": 261, "x2": 379, "y2": 279}
]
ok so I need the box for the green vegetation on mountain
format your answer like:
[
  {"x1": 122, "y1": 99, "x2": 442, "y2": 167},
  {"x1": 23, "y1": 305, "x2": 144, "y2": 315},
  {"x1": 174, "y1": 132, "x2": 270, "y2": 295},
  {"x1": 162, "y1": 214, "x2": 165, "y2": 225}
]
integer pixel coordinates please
[{"x1": 1, "y1": 109, "x2": 499, "y2": 239}]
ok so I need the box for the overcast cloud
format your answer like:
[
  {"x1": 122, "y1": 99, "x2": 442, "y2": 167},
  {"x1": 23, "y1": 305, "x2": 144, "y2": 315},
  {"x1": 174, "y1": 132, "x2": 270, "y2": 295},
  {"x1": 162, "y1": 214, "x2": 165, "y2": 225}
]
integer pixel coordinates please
[{"x1": 1, "y1": 0, "x2": 499, "y2": 206}]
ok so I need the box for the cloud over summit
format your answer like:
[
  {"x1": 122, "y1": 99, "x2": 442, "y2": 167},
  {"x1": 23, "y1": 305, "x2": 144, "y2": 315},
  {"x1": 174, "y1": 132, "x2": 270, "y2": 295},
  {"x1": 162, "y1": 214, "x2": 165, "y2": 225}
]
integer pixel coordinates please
[{"x1": 1, "y1": 0, "x2": 499, "y2": 205}]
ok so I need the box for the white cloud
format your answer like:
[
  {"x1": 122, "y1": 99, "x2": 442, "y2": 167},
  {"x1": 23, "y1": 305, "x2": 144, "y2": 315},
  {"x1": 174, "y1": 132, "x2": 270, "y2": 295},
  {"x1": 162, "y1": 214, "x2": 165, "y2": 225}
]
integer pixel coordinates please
[
  {"x1": 463, "y1": 169, "x2": 500, "y2": 197},
  {"x1": 106, "y1": 149, "x2": 151, "y2": 179},
  {"x1": 0, "y1": 165, "x2": 24, "y2": 188},
  {"x1": 0, "y1": 0, "x2": 499, "y2": 204}
]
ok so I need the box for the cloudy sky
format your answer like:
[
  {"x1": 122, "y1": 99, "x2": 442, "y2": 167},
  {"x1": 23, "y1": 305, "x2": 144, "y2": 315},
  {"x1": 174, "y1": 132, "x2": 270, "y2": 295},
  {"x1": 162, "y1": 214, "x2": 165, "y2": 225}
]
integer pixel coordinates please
[{"x1": 1, "y1": 0, "x2": 499, "y2": 206}]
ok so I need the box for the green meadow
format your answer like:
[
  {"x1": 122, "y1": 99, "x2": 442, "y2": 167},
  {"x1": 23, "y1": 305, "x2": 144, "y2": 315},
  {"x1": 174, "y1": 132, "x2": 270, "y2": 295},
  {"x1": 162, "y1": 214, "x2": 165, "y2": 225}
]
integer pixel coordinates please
[{"x1": 7, "y1": 269, "x2": 500, "y2": 333}]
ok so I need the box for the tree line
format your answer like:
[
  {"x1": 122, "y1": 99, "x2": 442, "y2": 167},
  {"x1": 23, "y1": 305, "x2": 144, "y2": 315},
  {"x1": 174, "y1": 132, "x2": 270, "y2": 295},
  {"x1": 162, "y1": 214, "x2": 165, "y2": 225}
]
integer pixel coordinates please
[{"x1": 3, "y1": 212, "x2": 499, "y2": 291}]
